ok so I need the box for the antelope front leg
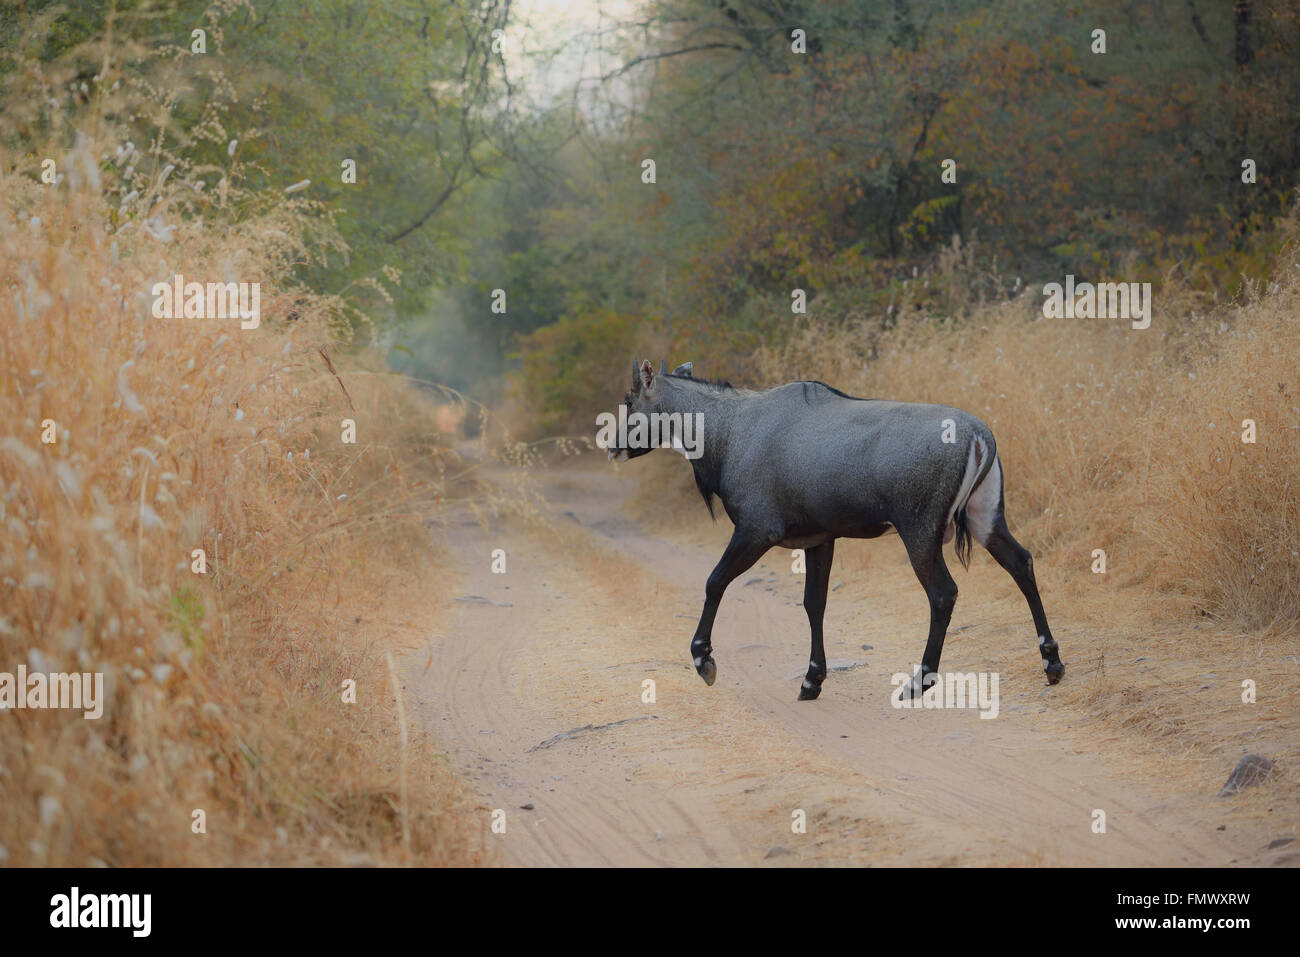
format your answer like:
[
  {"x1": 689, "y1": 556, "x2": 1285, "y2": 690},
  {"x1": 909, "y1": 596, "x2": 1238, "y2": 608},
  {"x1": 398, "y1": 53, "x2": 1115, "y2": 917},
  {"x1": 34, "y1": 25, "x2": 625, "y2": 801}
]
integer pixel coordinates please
[{"x1": 691, "y1": 528, "x2": 772, "y2": 686}]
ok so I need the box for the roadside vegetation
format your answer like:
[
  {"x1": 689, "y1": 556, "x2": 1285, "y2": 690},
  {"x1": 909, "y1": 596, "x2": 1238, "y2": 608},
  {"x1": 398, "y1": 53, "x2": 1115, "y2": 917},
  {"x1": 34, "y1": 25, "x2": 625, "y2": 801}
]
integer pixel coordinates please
[{"x1": 0, "y1": 4, "x2": 488, "y2": 865}]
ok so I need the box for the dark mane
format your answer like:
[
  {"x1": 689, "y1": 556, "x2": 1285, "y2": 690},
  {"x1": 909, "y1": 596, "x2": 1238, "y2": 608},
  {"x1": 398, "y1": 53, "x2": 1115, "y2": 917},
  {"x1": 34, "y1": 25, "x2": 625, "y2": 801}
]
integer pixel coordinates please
[
  {"x1": 796, "y1": 379, "x2": 865, "y2": 402},
  {"x1": 660, "y1": 373, "x2": 729, "y2": 518},
  {"x1": 666, "y1": 374, "x2": 865, "y2": 402},
  {"x1": 665, "y1": 373, "x2": 734, "y2": 391}
]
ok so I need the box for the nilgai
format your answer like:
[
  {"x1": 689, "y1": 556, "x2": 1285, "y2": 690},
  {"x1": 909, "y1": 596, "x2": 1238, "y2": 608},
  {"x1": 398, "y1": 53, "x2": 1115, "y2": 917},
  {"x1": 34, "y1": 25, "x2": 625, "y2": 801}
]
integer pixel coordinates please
[{"x1": 607, "y1": 358, "x2": 1064, "y2": 701}]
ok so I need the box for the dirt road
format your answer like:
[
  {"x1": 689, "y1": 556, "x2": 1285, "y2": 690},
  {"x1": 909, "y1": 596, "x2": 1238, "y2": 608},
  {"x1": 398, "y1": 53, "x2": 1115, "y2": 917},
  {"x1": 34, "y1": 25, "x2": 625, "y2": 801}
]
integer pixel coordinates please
[{"x1": 404, "y1": 454, "x2": 1293, "y2": 866}]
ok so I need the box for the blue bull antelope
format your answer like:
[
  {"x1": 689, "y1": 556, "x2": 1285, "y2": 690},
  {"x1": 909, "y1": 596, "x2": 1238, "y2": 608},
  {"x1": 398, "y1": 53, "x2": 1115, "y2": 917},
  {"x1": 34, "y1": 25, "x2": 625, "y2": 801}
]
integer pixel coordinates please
[{"x1": 608, "y1": 359, "x2": 1065, "y2": 701}]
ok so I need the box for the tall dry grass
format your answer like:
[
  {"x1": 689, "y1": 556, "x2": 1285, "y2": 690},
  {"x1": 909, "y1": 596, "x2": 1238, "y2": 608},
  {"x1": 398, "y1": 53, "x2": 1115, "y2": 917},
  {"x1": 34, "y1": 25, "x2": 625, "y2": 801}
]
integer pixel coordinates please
[{"x1": 0, "y1": 26, "x2": 486, "y2": 866}]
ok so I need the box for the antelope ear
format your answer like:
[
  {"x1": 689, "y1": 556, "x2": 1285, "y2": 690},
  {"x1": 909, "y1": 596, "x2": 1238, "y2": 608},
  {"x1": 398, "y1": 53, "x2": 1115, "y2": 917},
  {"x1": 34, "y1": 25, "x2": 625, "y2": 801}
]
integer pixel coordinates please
[
  {"x1": 632, "y1": 356, "x2": 641, "y2": 390},
  {"x1": 671, "y1": 362, "x2": 693, "y2": 377},
  {"x1": 639, "y1": 359, "x2": 655, "y2": 391},
  {"x1": 659, "y1": 359, "x2": 667, "y2": 376}
]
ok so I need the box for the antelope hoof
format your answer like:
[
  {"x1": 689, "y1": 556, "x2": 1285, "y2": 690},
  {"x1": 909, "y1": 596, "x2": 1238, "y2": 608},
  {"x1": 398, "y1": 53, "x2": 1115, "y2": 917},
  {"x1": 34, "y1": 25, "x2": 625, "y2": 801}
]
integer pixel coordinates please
[
  {"x1": 798, "y1": 680, "x2": 822, "y2": 701},
  {"x1": 1041, "y1": 638, "x2": 1064, "y2": 684},
  {"x1": 898, "y1": 673, "x2": 932, "y2": 701},
  {"x1": 695, "y1": 655, "x2": 717, "y2": 686}
]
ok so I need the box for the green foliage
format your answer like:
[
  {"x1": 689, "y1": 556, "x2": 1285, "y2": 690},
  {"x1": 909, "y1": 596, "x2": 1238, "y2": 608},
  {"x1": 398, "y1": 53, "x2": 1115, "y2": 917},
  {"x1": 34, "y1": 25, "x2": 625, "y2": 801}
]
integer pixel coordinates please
[
  {"x1": 9, "y1": 0, "x2": 1298, "y2": 426},
  {"x1": 2, "y1": 0, "x2": 511, "y2": 323},
  {"x1": 167, "y1": 585, "x2": 206, "y2": 656},
  {"x1": 494, "y1": 0, "x2": 1300, "y2": 429},
  {"x1": 513, "y1": 308, "x2": 655, "y2": 435}
]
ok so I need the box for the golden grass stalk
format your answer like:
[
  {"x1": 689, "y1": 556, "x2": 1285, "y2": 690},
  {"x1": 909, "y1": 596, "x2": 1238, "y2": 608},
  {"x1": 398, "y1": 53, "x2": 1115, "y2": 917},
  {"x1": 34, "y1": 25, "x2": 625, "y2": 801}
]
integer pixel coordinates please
[{"x1": 0, "y1": 64, "x2": 486, "y2": 865}]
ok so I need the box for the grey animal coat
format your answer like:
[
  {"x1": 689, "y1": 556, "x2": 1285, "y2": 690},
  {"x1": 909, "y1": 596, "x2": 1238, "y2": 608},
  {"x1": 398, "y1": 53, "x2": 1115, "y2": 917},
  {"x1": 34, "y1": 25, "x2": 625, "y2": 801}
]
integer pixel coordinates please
[{"x1": 611, "y1": 359, "x2": 1065, "y2": 701}]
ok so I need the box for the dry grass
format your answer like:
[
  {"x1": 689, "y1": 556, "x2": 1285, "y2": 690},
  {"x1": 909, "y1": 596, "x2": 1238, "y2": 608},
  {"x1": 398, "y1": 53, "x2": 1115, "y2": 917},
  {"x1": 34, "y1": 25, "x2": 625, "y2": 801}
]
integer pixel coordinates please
[{"x1": 0, "y1": 43, "x2": 489, "y2": 866}]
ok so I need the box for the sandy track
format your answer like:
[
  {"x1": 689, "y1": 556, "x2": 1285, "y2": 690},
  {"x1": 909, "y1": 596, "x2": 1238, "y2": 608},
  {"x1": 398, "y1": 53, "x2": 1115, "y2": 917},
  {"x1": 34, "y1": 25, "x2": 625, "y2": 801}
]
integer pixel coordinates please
[{"x1": 404, "y1": 455, "x2": 1288, "y2": 866}]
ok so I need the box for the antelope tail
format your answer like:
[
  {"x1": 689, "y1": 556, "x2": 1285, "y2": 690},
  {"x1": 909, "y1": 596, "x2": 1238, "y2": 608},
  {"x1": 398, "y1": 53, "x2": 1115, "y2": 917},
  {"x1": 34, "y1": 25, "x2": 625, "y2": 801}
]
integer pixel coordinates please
[{"x1": 952, "y1": 433, "x2": 996, "y2": 570}]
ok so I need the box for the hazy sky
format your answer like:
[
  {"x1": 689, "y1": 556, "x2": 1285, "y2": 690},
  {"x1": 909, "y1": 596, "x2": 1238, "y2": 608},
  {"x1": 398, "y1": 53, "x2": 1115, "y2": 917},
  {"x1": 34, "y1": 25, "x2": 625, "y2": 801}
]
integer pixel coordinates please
[{"x1": 507, "y1": 0, "x2": 639, "y2": 107}]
